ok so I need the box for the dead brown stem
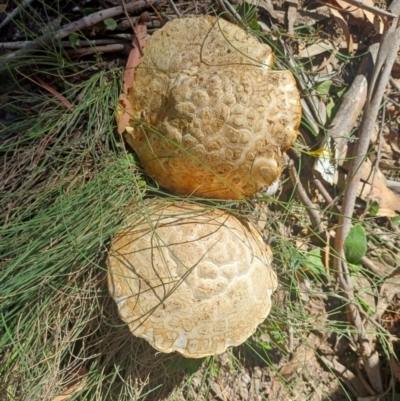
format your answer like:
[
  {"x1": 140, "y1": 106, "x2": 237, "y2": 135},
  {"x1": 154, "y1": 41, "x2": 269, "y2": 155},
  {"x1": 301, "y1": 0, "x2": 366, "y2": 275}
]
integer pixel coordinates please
[
  {"x1": 318, "y1": 356, "x2": 366, "y2": 397},
  {"x1": 328, "y1": 43, "x2": 379, "y2": 164},
  {"x1": 167, "y1": 0, "x2": 182, "y2": 18},
  {"x1": 359, "y1": 256, "x2": 384, "y2": 277},
  {"x1": 0, "y1": 38, "x2": 130, "y2": 50},
  {"x1": 0, "y1": 0, "x2": 162, "y2": 69},
  {"x1": 312, "y1": 177, "x2": 342, "y2": 214},
  {"x1": 289, "y1": 164, "x2": 325, "y2": 235},
  {"x1": 65, "y1": 43, "x2": 128, "y2": 57},
  {"x1": 333, "y1": 0, "x2": 400, "y2": 393}
]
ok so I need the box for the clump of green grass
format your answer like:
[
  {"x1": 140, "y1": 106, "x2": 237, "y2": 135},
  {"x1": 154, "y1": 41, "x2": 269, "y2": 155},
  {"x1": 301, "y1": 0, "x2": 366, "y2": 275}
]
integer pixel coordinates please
[{"x1": 0, "y1": 59, "x2": 148, "y2": 398}]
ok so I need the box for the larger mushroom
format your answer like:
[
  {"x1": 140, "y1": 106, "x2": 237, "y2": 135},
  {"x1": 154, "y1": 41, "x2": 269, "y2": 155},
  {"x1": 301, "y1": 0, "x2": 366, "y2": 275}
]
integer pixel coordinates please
[
  {"x1": 119, "y1": 16, "x2": 301, "y2": 199},
  {"x1": 107, "y1": 201, "x2": 278, "y2": 358}
]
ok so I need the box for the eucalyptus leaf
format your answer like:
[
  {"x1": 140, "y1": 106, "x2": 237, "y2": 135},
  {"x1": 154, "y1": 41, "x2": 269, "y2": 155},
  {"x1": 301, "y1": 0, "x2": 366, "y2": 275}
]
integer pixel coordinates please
[
  {"x1": 344, "y1": 225, "x2": 367, "y2": 264},
  {"x1": 104, "y1": 18, "x2": 117, "y2": 31},
  {"x1": 303, "y1": 248, "x2": 325, "y2": 274},
  {"x1": 368, "y1": 202, "x2": 379, "y2": 217},
  {"x1": 316, "y1": 80, "x2": 332, "y2": 97},
  {"x1": 326, "y1": 97, "x2": 336, "y2": 120},
  {"x1": 69, "y1": 33, "x2": 80, "y2": 48}
]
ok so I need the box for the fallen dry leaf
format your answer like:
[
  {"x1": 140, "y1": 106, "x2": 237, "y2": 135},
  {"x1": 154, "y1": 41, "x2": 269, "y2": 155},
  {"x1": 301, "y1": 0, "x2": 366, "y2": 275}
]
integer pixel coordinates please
[
  {"x1": 329, "y1": 6, "x2": 354, "y2": 52},
  {"x1": 330, "y1": 0, "x2": 385, "y2": 33},
  {"x1": 279, "y1": 335, "x2": 320, "y2": 379},
  {"x1": 117, "y1": 23, "x2": 147, "y2": 134},
  {"x1": 355, "y1": 159, "x2": 400, "y2": 216},
  {"x1": 335, "y1": 0, "x2": 363, "y2": 19},
  {"x1": 298, "y1": 40, "x2": 335, "y2": 58},
  {"x1": 35, "y1": 76, "x2": 75, "y2": 111},
  {"x1": 361, "y1": 0, "x2": 376, "y2": 24},
  {"x1": 340, "y1": 155, "x2": 400, "y2": 217},
  {"x1": 375, "y1": 274, "x2": 400, "y2": 322},
  {"x1": 319, "y1": 355, "x2": 367, "y2": 397},
  {"x1": 354, "y1": 0, "x2": 386, "y2": 33}
]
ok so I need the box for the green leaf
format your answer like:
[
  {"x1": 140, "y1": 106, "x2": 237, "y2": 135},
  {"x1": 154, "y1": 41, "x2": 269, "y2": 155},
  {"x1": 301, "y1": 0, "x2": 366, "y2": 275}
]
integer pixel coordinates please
[
  {"x1": 104, "y1": 18, "x2": 117, "y2": 31},
  {"x1": 326, "y1": 97, "x2": 336, "y2": 120},
  {"x1": 391, "y1": 215, "x2": 400, "y2": 226},
  {"x1": 368, "y1": 202, "x2": 379, "y2": 217},
  {"x1": 335, "y1": 86, "x2": 347, "y2": 98},
  {"x1": 316, "y1": 80, "x2": 332, "y2": 97},
  {"x1": 303, "y1": 248, "x2": 325, "y2": 274},
  {"x1": 344, "y1": 225, "x2": 367, "y2": 264},
  {"x1": 259, "y1": 341, "x2": 272, "y2": 351},
  {"x1": 69, "y1": 33, "x2": 80, "y2": 48},
  {"x1": 347, "y1": 263, "x2": 362, "y2": 273},
  {"x1": 250, "y1": 19, "x2": 260, "y2": 31},
  {"x1": 83, "y1": 8, "x2": 96, "y2": 16}
]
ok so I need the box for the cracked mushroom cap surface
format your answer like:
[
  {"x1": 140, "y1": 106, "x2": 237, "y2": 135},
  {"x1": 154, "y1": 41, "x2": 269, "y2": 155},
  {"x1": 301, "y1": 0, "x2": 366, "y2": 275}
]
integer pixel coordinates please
[
  {"x1": 120, "y1": 16, "x2": 301, "y2": 199},
  {"x1": 107, "y1": 201, "x2": 278, "y2": 358}
]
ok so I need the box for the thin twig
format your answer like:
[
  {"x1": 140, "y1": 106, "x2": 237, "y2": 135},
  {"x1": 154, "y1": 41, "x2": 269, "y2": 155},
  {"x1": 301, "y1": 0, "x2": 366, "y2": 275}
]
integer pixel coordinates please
[
  {"x1": 364, "y1": 98, "x2": 386, "y2": 214},
  {"x1": 312, "y1": 177, "x2": 342, "y2": 214},
  {"x1": 358, "y1": 303, "x2": 399, "y2": 341},
  {"x1": 65, "y1": 43, "x2": 128, "y2": 57},
  {"x1": 337, "y1": 0, "x2": 397, "y2": 19},
  {"x1": 287, "y1": 0, "x2": 298, "y2": 35},
  {"x1": 121, "y1": 0, "x2": 141, "y2": 34},
  {"x1": 390, "y1": 76, "x2": 400, "y2": 91},
  {"x1": 0, "y1": 0, "x2": 35, "y2": 30},
  {"x1": 222, "y1": 0, "x2": 243, "y2": 23},
  {"x1": 0, "y1": 0, "x2": 162, "y2": 70},
  {"x1": 118, "y1": 16, "x2": 162, "y2": 31},
  {"x1": 318, "y1": 356, "x2": 365, "y2": 398},
  {"x1": 167, "y1": 0, "x2": 182, "y2": 18},
  {"x1": 328, "y1": 43, "x2": 379, "y2": 164},
  {"x1": 214, "y1": 0, "x2": 237, "y2": 23},
  {"x1": 360, "y1": 256, "x2": 384, "y2": 277},
  {"x1": 0, "y1": 38, "x2": 130, "y2": 50},
  {"x1": 121, "y1": 0, "x2": 144, "y2": 57},
  {"x1": 333, "y1": 0, "x2": 400, "y2": 393},
  {"x1": 385, "y1": 93, "x2": 400, "y2": 107},
  {"x1": 386, "y1": 179, "x2": 400, "y2": 194},
  {"x1": 289, "y1": 164, "x2": 325, "y2": 234},
  {"x1": 335, "y1": 7, "x2": 400, "y2": 284}
]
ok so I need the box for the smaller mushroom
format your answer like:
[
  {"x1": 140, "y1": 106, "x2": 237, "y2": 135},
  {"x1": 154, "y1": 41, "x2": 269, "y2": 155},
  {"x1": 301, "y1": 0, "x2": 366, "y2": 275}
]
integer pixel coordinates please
[{"x1": 107, "y1": 200, "x2": 277, "y2": 358}]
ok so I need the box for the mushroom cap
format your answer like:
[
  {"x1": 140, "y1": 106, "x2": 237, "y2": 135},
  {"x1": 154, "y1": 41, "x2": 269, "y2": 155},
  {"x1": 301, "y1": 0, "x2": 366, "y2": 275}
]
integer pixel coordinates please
[
  {"x1": 107, "y1": 201, "x2": 278, "y2": 358},
  {"x1": 121, "y1": 16, "x2": 301, "y2": 199}
]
